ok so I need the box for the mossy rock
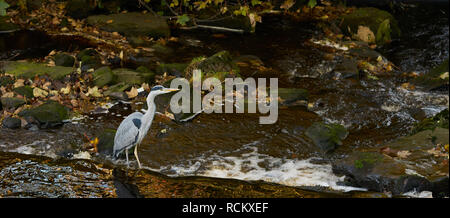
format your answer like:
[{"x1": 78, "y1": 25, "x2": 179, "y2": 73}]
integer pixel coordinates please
[
  {"x1": 305, "y1": 122, "x2": 349, "y2": 153},
  {"x1": 277, "y1": 88, "x2": 309, "y2": 106},
  {"x1": 103, "y1": 82, "x2": 131, "y2": 97},
  {"x1": 93, "y1": 66, "x2": 115, "y2": 87},
  {"x1": 0, "y1": 97, "x2": 26, "y2": 109},
  {"x1": 18, "y1": 101, "x2": 69, "y2": 128},
  {"x1": 86, "y1": 12, "x2": 170, "y2": 38},
  {"x1": 53, "y1": 53, "x2": 75, "y2": 67},
  {"x1": 0, "y1": 61, "x2": 74, "y2": 80},
  {"x1": 0, "y1": 16, "x2": 19, "y2": 33},
  {"x1": 340, "y1": 7, "x2": 401, "y2": 45},
  {"x1": 413, "y1": 59, "x2": 449, "y2": 91},
  {"x1": 13, "y1": 86, "x2": 34, "y2": 99},
  {"x1": 112, "y1": 68, "x2": 154, "y2": 85},
  {"x1": 76, "y1": 48, "x2": 100, "y2": 60},
  {"x1": 156, "y1": 63, "x2": 189, "y2": 76},
  {"x1": 411, "y1": 108, "x2": 449, "y2": 134},
  {"x1": 333, "y1": 128, "x2": 449, "y2": 196},
  {"x1": 185, "y1": 51, "x2": 240, "y2": 81}
]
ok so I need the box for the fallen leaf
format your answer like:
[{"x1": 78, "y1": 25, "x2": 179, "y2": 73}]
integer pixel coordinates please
[
  {"x1": 397, "y1": 150, "x2": 411, "y2": 159},
  {"x1": 33, "y1": 88, "x2": 48, "y2": 98},
  {"x1": 13, "y1": 79, "x2": 25, "y2": 88},
  {"x1": 126, "y1": 87, "x2": 138, "y2": 99},
  {"x1": 87, "y1": 86, "x2": 102, "y2": 98}
]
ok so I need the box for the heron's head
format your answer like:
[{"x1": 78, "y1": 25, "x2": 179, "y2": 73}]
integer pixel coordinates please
[{"x1": 145, "y1": 85, "x2": 179, "y2": 100}]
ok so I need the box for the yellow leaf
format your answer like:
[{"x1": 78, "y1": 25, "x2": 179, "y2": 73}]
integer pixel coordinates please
[
  {"x1": 87, "y1": 86, "x2": 103, "y2": 98},
  {"x1": 126, "y1": 87, "x2": 139, "y2": 99},
  {"x1": 33, "y1": 87, "x2": 48, "y2": 98},
  {"x1": 397, "y1": 150, "x2": 411, "y2": 159}
]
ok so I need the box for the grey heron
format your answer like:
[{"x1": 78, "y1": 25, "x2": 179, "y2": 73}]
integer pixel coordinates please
[{"x1": 113, "y1": 85, "x2": 179, "y2": 168}]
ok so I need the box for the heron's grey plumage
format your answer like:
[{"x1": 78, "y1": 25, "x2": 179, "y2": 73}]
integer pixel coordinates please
[
  {"x1": 112, "y1": 85, "x2": 179, "y2": 168},
  {"x1": 113, "y1": 112, "x2": 143, "y2": 158}
]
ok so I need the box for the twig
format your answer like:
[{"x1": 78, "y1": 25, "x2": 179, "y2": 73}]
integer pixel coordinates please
[
  {"x1": 137, "y1": 0, "x2": 157, "y2": 16},
  {"x1": 180, "y1": 24, "x2": 244, "y2": 34}
]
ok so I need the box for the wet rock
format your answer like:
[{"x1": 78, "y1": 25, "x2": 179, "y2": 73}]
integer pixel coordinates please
[
  {"x1": 0, "y1": 97, "x2": 26, "y2": 109},
  {"x1": 13, "y1": 86, "x2": 34, "y2": 99},
  {"x1": 151, "y1": 43, "x2": 174, "y2": 56},
  {"x1": 278, "y1": 88, "x2": 309, "y2": 106},
  {"x1": 333, "y1": 128, "x2": 449, "y2": 196},
  {"x1": 97, "y1": 128, "x2": 116, "y2": 155},
  {"x1": 18, "y1": 101, "x2": 70, "y2": 128},
  {"x1": 0, "y1": 16, "x2": 19, "y2": 33},
  {"x1": 2, "y1": 117, "x2": 21, "y2": 129},
  {"x1": 53, "y1": 53, "x2": 75, "y2": 67},
  {"x1": 197, "y1": 10, "x2": 254, "y2": 33},
  {"x1": 305, "y1": 122, "x2": 349, "y2": 153},
  {"x1": 0, "y1": 152, "x2": 116, "y2": 197},
  {"x1": 413, "y1": 59, "x2": 449, "y2": 91},
  {"x1": 93, "y1": 66, "x2": 115, "y2": 87},
  {"x1": 411, "y1": 108, "x2": 448, "y2": 134},
  {"x1": 112, "y1": 68, "x2": 155, "y2": 85},
  {"x1": 348, "y1": 47, "x2": 383, "y2": 61},
  {"x1": 0, "y1": 151, "x2": 375, "y2": 198},
  {"x1": 340, "y1": 7, "x2": 401, "y2": 45},
  {"x1": 76, "y1": 48, "x2": 102, "y2": 71},
  {"x1": 103, "y1": 82, "x2": 131, "y2": 97},
  {"x1": 66, "y1": 0, "x2": 97, "y2": 19},
  {"x1": 0, "y1": 61, "x2": 74, "y2": 80},
  {"x1": 86, "y1": 12, "x2": 170, "y2": 38},
  {"x1": 107, "y1": 92, "x2": 128, "y2": 101},
  {"x1": 332, "y1": 59, "x2": 359, "y2": 79},
  {"x1": 156, "y1": 63, "x2": 188, "y2": 77}
]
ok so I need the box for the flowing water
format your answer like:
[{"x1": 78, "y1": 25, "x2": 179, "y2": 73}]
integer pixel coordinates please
[{"x1": 0, "y1": 3, "x2": 448, "y2": 197}]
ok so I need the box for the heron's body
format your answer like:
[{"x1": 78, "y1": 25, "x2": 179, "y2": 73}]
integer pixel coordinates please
[{"x1": 112, "y1": 86, "x2": 178, "y2": 168}]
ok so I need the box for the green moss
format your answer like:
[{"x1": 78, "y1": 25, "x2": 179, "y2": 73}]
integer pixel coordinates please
[
  {"x1": 354, "y1": 152, "x2": 383, "y2": 169},
  {"x1": 305, "y1": 122, "x2": 349, "y2": 152},
  {"x1": 0, "y1": 61, "x2": 74, "y2": 80},
  {"x1": 414, "y1": 59, "x2": 449, "y2": 91},
  {"x1": 13, "y1": 86, "x2": 34, "y2": 99},
  {"x1": 18, "y1": 100, "x2": 69, "y2": 124},
  {"x1": 411, "y1": 108, "x2": 449, "y2": 134}
]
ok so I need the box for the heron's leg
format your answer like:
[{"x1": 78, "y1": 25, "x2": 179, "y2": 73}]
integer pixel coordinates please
[
  {"x1": 125, "y1": 148, "x2": 129, "y2": 167},
  {"x1": 134, "y1": 144, "x2": 142, "y2": 169}
]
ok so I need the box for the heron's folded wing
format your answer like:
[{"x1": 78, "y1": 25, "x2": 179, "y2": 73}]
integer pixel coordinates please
[{"x1": 113, "y1": 118, "x2": 140, "y2": 154}]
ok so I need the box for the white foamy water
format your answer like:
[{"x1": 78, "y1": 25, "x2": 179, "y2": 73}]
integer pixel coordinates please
[{"x1": 152, "y1": 142, "x2": 366, "y2": 192}]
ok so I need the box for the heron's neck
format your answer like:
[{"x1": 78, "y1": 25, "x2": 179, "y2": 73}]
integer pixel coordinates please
[{"x1": 137, "y1": 95, "x2": 157, "y2": 143}]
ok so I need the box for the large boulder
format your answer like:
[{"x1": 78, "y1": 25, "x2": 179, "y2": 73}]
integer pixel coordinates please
[
  {"x1": 86, "y1": 12, "x2": 170, "y2": 38},
  {"x1": 0, "y1": 61, "x2": 74, "y2": 80},
  {"x1": 333, "y1": 127, "x2": 449, "y2": 196},
  {"x1": 340, "y1": 7, "x2": 401, "y2": 45},
  {"x1": 305, "y1": 122, "x2": 349, "y2": 153},
  {"x1": 18, "y1": 101, "x2": 70, "y2": 128}
]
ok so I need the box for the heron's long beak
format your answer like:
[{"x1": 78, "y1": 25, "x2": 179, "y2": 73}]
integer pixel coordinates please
[{"x1": 163, "y1": 88, "x2": 180, "y2": 92}]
